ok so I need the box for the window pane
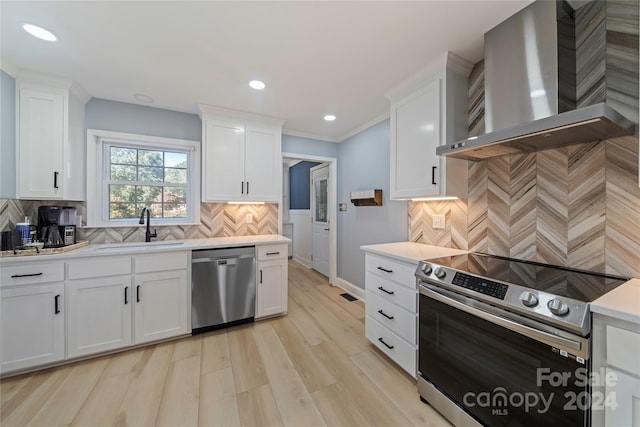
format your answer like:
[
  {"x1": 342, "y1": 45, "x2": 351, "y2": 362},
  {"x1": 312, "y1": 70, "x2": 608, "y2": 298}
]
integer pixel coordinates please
[
  {"x1": 138, "y1": 166, "x2": 164, "y2": 182},
  {"x1": 164, "y1": 204, "x2": 187, "y2": 218},
  {"x1": 110, "y1": 165, "x2": 137, "y2": 181},
  {"x1": 110, "y1": 203, "x2": 136, "y2": 219},
  {"x1": 111, "y1": 147, "x2": 137, "y2": 165},
  {"x1": 164, "y1": 168, "x2": 186, "y2": 184},
  {"x1": 138, "y1": 150, "x2": 163, "y2": 166},
  {"x1": 148, "y1": 203, "x2": 163, "y2": 218},
  {"x1": 164, "y1": 187, "x2": 185, "y2": 203},
  {"x1": 109, "y1": 184, "x2": 136, "y2": 202},
  {"x1": 137, "y1": 186, "x2": 162, "y2": 205},
  {"x1": 165, "y1": 152, "x2": 187, "y2": 168}
]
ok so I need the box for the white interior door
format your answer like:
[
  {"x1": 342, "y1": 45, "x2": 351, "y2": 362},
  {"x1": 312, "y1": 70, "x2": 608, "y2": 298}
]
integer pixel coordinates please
[{"x1": 311, "y1": 164, "x2": 330, "y2": 277}]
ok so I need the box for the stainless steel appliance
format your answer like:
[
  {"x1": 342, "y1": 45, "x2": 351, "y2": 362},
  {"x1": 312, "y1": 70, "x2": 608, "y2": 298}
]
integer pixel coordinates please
[
  {"x1": 415, "y1": 253, "x2": 629, "y2": 427},
  {"x1": 191, "y1": 246, "x2": 256, "y2": 334}
]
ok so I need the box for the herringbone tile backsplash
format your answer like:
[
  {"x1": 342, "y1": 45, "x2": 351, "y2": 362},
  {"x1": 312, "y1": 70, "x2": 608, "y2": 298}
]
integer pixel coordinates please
[
  {"x1": 0, "y1": 200, "x2": 278, "y2": 244},
  {"x1": 409, "y1": 134, "x2": 640, "y2": 279}
]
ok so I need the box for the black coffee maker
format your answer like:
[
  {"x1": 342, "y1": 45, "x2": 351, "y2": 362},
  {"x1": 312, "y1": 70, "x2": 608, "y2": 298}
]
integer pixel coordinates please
[{"x1": 38, "y1": 206, "x2": 65, "y2": 248}]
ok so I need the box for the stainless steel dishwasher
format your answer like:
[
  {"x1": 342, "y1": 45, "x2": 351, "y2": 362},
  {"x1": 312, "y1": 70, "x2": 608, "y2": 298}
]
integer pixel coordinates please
[{"x1": 191, "y1": 246, "x2": 256, "y2": 334}]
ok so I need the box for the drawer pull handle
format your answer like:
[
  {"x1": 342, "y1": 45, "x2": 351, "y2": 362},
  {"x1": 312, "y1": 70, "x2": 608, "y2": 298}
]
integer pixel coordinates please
[
  {"x1": 378, "y1": 337, "x2": 394, "y2": 350},
  {"x1": 11, "y1": 272, "x2": 43, "y2": 278},
  {"x1": 377, "y1": 266, "x2": 393, "y2": 273},
  {"x1": 259, "y1": 269, "x2": 263, "y2": 284},
  {"x1": 54, "y1": 294, "x2": 61, "y2": 314},
  {"x1": 266, "y1": 252, "x2": 280, "y2": 255},
  {"x1": 378, "y1": 309, "x2": 394, "y2": 320},
  {"x1": 124, "y1": 286, "x2": 129, "y2": 305},
  {"x1": 136, "y1": 285, "x2": 141, "y2": 303},
  {"x1": 378, "y1": 286, "x2": 394, "y2": 295},
  {"x1": 432, "y1": 166, "x2": 437, "y2": 185},
  {"x1": 54, "y1": 171, "x2": 59, "y2": 189}
]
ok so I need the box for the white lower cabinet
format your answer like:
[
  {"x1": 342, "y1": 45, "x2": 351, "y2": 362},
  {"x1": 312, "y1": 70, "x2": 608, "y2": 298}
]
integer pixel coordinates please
[
  {"x1": 1, "y1": 282, "x2": 65, "y2": 373},
  {"x1": 364, "y1": 252, "x2": 418, "y2": 377},
  {"x1": 67, "y1": 276, "x2": 132, "y2": 357},
  {"x1": 133, "y1": 270, "x2": 188, "y2": 344},
  {"x1": 66, "y1": 252, "x2": 188, "y2": 359},
  {"x1": 593, "y1": 313, "x2": 640, "y2": 427},
  {"x1": 256, "y1": 243, "x2": 288, "y2": 319}
]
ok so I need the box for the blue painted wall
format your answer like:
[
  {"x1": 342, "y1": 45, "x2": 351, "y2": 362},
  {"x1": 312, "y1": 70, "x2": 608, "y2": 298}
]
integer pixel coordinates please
[
  {"x1": 1, "y1": 71, "x2": 16, "y2": 198},
  {"x1": 289, "y1": 161, "x2": 321, "y2": 209},
  {"x1": 337, "y1": 118, "x2": 408, "y2": 289},
  {"x1": 86, "y1": 98, "x2": 201, "y2": 141},
  {"x1": 282, "y1": 134, "x2": 338, "y2": 159}
]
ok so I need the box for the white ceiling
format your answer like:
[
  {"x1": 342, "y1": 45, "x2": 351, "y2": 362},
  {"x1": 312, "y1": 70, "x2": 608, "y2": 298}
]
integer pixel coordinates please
[{"x1": 1, "y1": 1, "x2": 533, "y2": 142}]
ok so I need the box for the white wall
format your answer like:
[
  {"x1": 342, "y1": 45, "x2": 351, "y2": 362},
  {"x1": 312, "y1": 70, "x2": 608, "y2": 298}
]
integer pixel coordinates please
[{"x1": 289, "y1": 209, "x2": 312, "y2": 268}]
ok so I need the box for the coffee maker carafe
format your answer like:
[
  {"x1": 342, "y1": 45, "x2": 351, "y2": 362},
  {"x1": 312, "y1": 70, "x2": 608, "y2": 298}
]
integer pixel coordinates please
[{"x1": 38, "y1": 206, "x2": 65, "y2": 248}]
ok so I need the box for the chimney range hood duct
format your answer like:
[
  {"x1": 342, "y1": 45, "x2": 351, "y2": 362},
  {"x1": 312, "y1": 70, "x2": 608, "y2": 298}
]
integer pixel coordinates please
[{"x1": 437, "y1": 0, "x2": 635, "y2": 161}]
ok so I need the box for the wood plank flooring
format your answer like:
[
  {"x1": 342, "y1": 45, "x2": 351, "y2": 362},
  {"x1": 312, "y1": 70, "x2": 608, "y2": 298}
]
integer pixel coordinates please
[{"x1": 0, "y1": 261, "x2": 450, "y2": 427}]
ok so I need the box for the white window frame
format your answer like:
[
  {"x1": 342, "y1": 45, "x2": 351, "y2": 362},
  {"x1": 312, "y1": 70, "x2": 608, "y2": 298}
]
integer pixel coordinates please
[{"x1": 87, "y1": 129, "x2": 200, "y2": 228}]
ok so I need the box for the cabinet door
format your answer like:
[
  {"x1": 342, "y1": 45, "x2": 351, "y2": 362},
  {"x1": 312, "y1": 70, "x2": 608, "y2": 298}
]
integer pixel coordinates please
[
  {"x1": 134, "y1": 270, "x2": 188, "y2": 344},
  {"x1": 245, "y1": 126, "x2": 279, "y2": 201},
  {"x1": 18, "y1": 88, "x2": 65, "y2": 199},
  {"x1": 256, "y1": 259, "x2": 288, "y2": 319},
  {"x1": 390, "y1": 79, "x2": 441, "y2": 199},
  {"x1": 203, "y1": 121, "x2": 245, "y2": 201},
  {"x1": 606, "y1": 367, "x2": 640, "y2": 427},
  {"x1": 1, "y1": 283, "x2": 65, "y2": 373},
  {"x1": 67, "y1": 277, "x2": 132, "y2": 358}
]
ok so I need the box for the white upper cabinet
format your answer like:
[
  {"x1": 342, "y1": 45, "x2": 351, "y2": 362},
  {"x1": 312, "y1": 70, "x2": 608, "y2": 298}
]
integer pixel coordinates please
[
  {"x1": 387, "y1": 52, "x2": 472, "y2": 200},
  {"x1": 16, "y1": 72, "x2": 89, "y2": 201},
  {"x1": 200, "y1": 105, "x2": 284, "y2": 203}
]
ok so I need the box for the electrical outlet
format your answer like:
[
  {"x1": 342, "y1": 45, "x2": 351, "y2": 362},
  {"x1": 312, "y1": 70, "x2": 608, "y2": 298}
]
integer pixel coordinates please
[
  {"x1": 433, "y1": 214, "x2": 445, "y2": 229},
  {"x1": 246, "y1": 214, "x2": 253, "y2": 224}
]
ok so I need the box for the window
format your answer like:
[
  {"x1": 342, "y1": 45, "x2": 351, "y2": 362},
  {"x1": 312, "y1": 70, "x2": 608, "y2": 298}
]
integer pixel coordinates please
[{"x1": 87, "y1": 130, "x2": 200, "y2": 227}]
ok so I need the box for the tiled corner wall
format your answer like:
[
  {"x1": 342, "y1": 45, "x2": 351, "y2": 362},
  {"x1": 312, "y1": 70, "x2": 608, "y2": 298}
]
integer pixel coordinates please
[
  {"x1": 409, "y1": 133, "x2": 640, "y2": 279},
  {"x1": 0, "y1": 200, "x2": 279, "y2": 243}
]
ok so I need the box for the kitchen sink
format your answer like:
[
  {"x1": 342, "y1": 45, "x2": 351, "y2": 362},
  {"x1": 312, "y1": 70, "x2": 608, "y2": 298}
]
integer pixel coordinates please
[{"x1": 93, "y1": 241, "x2": 185, "y2": 252}]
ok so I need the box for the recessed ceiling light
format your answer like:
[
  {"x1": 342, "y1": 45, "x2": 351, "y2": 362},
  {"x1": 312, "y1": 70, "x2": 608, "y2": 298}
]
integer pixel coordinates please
[
  {"x1": 23, "y1": 24, "x2": 57, "y2": 42},
  {"x1": 249, "y1": 80, "x2": 266, "y2": 90},
  {"x1": 324, "y1": 114, "x2": 336, "y2": 121},
  {"x1": 133, "y1": 94, "x2": 154, "y2": 103}
]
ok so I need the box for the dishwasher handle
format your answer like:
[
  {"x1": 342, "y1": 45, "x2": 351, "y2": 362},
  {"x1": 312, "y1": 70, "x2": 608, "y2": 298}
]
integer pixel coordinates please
[{"x1": 192, "y1": 257, "x2": 242, "y2": 265}]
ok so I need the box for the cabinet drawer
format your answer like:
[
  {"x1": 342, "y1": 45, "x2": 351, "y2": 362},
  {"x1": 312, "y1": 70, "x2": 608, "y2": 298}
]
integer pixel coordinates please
[
  {"x1": 68, "y1": 257, "x2": 131, "y2": 280},
  {"x1": 365, "y1": 272, "x2": 416, "y2": 313},
  {"x1": 365, "y1": 254, "x2": 416, "y2": 289},
  {"x1": 607, "y1": 325, "x2": 640, "y2": 376},
  {"x1": 366, "y1": 291, "x2": 416, "y2": 344},
  {"x1": 365, "y1": 315, "x2": 416, "y2": 377},
  {"x1": 257, "y1": 244, "x2": 287, "y2": 261},
  {"x1": 1, "y1": 262, "x2": 64, "y2": 286},
  {"x1": 135, "y1": 252, "x2": 188, "y2": 273}
]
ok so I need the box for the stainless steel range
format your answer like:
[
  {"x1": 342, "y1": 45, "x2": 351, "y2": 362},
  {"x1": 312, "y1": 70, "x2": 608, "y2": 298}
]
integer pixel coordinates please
[{"x1": 415, "y1": 253, "x2": 628, "y2": 427}]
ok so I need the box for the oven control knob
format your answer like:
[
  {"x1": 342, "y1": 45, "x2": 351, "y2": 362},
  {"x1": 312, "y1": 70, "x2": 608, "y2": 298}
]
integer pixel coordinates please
[
  {"x1": 434, "y1": 268, "x2": 446, "y2": 279},
  {"x1": 547, "y1": 298, "x2": 570, "y2": 316},
  {"x1": 520, "y1": 291, "x2": 539, "y2": 307},
  {"x1": 422, "y1": 264, "x2": 433, "y2": 275}
]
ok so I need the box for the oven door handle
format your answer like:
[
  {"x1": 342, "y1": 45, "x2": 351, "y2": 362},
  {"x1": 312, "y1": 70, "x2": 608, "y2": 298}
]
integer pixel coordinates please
[{"x1": 420, "y1": 285, "x2": 586, "y2": 357}]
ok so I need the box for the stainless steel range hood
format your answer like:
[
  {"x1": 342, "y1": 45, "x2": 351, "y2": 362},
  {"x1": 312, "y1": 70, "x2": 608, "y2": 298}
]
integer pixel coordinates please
[
  {"x1": 438, "y1": 0, "x2": 636, "y2": 161},
  {"x1": 437, "y1": 103, "x2": 634, "y2": 160}
]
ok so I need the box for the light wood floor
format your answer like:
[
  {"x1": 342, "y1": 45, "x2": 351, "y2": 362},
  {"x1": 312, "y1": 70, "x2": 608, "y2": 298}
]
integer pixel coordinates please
[{"x1": 0, "y1": 261, "x2": 450, "y2": 427}]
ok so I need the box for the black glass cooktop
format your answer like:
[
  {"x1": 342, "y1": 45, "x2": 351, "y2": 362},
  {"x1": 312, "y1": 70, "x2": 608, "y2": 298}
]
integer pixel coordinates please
[{"x1": 425, "y1": 253, "x2": 629, "y2": 303}]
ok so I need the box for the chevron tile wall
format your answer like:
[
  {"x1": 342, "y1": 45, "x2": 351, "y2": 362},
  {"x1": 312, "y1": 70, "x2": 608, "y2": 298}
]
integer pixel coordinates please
[
  {"x1": 409, "y1": 134, "x2": 640, "y2": 279},
  {"x1": 0, "y1": 200, "x2": 279, "y2": 244}
]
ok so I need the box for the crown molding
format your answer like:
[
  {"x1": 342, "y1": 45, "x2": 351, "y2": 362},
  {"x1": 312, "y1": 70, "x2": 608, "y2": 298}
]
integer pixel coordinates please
[
  {"x1": 198, "y1": 103, "x2": 286, "y2": 127},
  {"x1": 337, "y1": 112, "x2": 390, "y2": 142},
  {"x1": 282, "y1": 129, "x2": 340, "y2": 143}
]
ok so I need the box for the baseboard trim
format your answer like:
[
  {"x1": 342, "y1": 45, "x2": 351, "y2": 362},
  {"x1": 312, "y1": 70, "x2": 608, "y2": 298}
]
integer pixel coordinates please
[
  {"x1": 292, "y1": 256, "x2": 312, "y2": 269},
  {"x1": 334, "y1": 277, "x2": 366, "y2": 301}
]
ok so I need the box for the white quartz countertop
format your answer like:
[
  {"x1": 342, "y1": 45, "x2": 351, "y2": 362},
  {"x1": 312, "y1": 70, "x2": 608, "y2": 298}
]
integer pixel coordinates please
[
  {"x1": 0, "y1": 235, "x2": 290, "y2": 263},
  {"x1": 591, "y1": 278, "x2": 640, "y2": 325},
  {"x1": 360, "y1": 241, "x2": 468, "y2": 265}
]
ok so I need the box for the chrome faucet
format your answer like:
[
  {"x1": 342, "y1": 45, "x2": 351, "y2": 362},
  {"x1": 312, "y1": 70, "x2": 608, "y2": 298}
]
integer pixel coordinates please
[{"x1": 138, "y1": 207, "x2": 158, "y2": 242}]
